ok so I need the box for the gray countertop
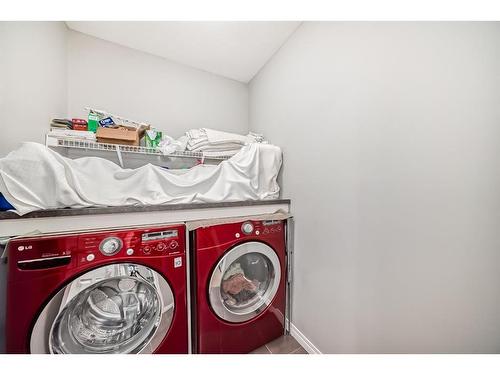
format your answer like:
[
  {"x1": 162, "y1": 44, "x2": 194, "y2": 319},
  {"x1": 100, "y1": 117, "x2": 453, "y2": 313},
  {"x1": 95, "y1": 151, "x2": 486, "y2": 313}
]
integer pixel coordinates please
[{"x1": 0, "y1": 199, "x2": 291, "y2": 220}]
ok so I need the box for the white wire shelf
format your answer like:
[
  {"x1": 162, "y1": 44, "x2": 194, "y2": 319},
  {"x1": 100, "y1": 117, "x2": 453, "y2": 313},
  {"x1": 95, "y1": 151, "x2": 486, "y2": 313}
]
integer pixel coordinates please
[{"x1": 45, "y1": 134, "x2": 233, "y2": 162}]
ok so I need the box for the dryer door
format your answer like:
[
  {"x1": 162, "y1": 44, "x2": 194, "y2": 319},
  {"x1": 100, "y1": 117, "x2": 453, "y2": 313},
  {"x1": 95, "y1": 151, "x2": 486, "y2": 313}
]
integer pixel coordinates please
[
  {"x1": 208, "y1": 242, "x2": 281, "y2": 323},
  {"x1": 30, "y1": 263, "x2": 174, "y2": 354}
]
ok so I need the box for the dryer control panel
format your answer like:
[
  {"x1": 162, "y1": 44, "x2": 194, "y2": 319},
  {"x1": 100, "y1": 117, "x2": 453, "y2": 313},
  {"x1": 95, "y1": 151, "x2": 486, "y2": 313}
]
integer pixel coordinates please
[{"x1": 195, "y1": 219, "x2": 284, "y2": 249}]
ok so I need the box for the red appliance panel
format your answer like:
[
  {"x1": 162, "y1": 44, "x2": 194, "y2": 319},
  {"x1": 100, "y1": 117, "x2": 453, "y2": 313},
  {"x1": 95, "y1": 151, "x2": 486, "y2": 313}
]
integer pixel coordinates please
[
  {"x1": 6, "y1": 224, "x2": 187, "y2": 354},
  {"x1": 194, "y1": 220, "x2": 286, "y2": 354}
]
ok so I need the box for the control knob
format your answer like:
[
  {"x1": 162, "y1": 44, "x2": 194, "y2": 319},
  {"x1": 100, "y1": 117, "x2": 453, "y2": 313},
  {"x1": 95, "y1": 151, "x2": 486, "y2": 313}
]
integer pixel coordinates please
[
  {"x1": 99, "y1": 237, "x2": 123, "y2": 256},
  {"x1": 241, "y1": 222, "x2": 254, "y2": 235}
]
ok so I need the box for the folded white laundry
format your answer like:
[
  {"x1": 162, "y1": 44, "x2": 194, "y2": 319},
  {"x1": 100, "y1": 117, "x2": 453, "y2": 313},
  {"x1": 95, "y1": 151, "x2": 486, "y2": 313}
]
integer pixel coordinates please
[
  {"x1": 188, "y1": 143, "x2": 242, "y2": 152},
  {"x1": 49, "y1": 129, "x2": 96, "y2": 141},
  {"x1": 184, "y1": 128, "x2": 266, "y2": 153},
  {"x1": 0, "y1": 142, "x2": 282, "y2": 215},
  {"x1": 203, "y1": 128, "x2": 252, "y2": 145}
]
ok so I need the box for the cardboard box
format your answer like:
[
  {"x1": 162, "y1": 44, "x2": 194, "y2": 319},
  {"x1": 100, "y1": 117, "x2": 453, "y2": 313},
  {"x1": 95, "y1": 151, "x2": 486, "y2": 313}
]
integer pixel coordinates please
[{"x1": 96, "y1": 125, "x2": 148, "y2": 146}]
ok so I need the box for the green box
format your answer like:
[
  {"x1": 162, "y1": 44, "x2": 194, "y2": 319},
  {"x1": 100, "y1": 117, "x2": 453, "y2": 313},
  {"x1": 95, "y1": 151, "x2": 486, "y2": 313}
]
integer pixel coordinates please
[{"x1": 88, "y1": 112, "x2": 100, "y2": 133}]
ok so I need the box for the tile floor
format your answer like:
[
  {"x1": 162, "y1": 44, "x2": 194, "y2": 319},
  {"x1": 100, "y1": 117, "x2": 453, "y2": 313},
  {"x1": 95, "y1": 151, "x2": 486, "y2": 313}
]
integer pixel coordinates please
[{"x1": 250, "y1": 335, "x2": 308, "y2": 354}]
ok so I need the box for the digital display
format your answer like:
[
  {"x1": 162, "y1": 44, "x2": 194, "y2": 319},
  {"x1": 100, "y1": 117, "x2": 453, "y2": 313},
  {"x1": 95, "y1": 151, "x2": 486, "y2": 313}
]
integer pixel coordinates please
[
  {"x1": 262, "y1": 220, "x2": 280, "y2": 226},
  {"x1": 142, "y1": 230, "x2": 178, "y2": 242}
]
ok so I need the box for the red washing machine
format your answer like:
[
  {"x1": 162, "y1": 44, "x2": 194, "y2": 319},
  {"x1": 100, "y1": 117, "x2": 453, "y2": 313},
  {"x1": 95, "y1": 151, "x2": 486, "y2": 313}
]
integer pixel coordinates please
[
  {"x1": 191, "y1": 219, "x2": 287, "y2": 354},
  {"x1": 6, "y1": 224, "x2": 188, "y2": 354}
]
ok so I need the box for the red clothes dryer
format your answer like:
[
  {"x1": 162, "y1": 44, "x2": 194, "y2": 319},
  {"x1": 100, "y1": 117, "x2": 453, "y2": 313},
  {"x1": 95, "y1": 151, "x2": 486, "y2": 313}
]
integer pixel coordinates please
[
  {"x1": 191, "y1": 219, "x2": 287, "y2": 354},
  {"x1": 6, "y1": 224, "x2": 188, "y2": 354}
]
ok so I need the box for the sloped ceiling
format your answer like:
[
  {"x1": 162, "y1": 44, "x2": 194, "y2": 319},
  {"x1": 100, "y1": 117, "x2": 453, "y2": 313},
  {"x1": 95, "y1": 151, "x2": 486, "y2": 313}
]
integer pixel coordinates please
[{"x1": 66, "y1": 21, "x2": 301, "y2": 83}]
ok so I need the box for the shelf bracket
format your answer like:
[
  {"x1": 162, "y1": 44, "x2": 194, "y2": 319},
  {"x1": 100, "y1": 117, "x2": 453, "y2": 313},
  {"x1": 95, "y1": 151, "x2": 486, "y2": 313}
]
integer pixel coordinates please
[{"x1": 115, "y1": 146, "x2": 124, "y2": 168}]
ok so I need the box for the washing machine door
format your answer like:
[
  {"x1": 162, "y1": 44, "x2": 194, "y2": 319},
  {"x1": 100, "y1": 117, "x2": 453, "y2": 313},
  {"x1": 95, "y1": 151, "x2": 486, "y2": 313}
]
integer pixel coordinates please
[
  {"x1": 30, "y1": 263, "x2": 174, "y2": 354},
  {"x1": 208, "y1": 242, "x2": 281, "y2": 323}
]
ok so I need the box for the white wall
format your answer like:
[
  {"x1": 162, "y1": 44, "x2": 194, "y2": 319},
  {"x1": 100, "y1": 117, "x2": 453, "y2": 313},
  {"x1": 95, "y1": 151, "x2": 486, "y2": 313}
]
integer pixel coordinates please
[
  {"x1": 0, "y1": 22, "x2": 68, "y2": 157},
  {"x1": 0, "y1": 22, "x2": 67, "y2": 351},
  {"x1": 68, "y1": 30, "x2": 248, "y2": 138},
  {"x1": 0, "y1": 26, "x2": 248, "y2": 153},
  {"x1": 250, "y1": 22, "x2": 500, "y2": 353}
]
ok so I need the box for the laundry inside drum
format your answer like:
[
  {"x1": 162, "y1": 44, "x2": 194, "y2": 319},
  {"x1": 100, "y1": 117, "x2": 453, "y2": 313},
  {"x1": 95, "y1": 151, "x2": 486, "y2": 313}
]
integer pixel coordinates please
[
  {"x1": 220, "y1": 252, "x2": 273, "y2": 312},
  {"x1": 49, "y1": 276, "x2": 161, "y2": 354}
]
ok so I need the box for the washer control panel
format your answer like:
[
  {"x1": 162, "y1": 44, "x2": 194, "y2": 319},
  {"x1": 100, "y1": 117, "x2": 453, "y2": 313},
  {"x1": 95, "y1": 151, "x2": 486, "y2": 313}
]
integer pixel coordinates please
[
  {"x1": 9, "y1": 225, "x2": 185, "y2": 272},
  {"x1": 77, "y1": 225, "x2": 185, "y2": 266},
  {"x1": 140, "y1": 229, "x2": 180, "y2": 255}
]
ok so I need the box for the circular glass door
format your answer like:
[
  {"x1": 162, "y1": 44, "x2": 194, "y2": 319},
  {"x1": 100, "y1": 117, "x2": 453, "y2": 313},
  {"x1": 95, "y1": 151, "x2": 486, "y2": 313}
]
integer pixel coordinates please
[
  {"x1": 30, "y1": 263, "x2": 174, "y2": 354},
  {"x1": 208, "y1": 242, "x2": 281, "y2": 323}
]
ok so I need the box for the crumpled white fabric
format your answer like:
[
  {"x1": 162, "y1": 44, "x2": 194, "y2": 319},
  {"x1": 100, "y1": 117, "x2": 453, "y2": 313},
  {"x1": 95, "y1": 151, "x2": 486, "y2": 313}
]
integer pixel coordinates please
[
  {"x1": 0, "y1": 142, "x2": 282, "y2": 216},
  {"x1": 157, "y1": 135, "x2": 185, "y2": 155}
]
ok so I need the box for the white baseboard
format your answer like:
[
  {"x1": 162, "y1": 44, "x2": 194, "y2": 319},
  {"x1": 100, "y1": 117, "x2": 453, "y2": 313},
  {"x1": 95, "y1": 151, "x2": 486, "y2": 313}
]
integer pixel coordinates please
[{"x1": 290, "y1": 323, "x2": 322, "y2": 354}]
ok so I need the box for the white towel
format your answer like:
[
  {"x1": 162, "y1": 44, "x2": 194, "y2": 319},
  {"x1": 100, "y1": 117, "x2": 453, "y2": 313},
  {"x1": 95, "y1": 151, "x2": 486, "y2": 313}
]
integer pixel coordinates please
[{"x1": 203, "y1": 128, "x2": 251, "y2": 145}]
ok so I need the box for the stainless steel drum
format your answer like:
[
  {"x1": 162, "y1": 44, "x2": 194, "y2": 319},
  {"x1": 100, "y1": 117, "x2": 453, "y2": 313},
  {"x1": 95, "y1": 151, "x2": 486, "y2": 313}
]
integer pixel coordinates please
[{"x1": 30, "y1": 263, "x2": 174, "y2": 354}]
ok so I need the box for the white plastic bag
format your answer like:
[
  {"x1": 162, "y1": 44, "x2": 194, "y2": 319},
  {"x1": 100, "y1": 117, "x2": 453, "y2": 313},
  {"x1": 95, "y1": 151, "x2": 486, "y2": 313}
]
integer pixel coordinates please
[{"x1": 158, "y1": 135, "x2": 184, "y2": 155}]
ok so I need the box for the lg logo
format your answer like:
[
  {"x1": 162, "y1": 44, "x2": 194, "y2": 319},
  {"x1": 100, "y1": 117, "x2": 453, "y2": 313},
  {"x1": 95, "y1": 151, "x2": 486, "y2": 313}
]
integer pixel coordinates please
[{"x1": 17, "y1": 245, "x2": 33, "y2": 251}]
